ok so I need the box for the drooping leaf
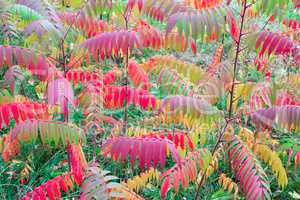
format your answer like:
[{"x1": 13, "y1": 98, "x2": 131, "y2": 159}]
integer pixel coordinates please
[
  {"x1": 142, "y1": 55, "x2": 205, "y2": 84},
  {"x1": 159, "y1": 95, "x2": 221, "y2": 116},
  {"x1": 67, "y1": 70, "x2": 102, "y2": 86},
  {"x1": 80, "y1": 0, "x2": 112, "y2": 18},
  {"x1": 158, "y1": 68, "x2": 195, "y2": 96},
  {"x1": 282, "y1": 18, "x2": 300, "y2": 30},
  {"x1": 249, "y1": 83, "x2": 272, "y2": 112},
  {"x1": 24, "y1": 19, "x2": 63, "y2": 39},
  {"x1": 251, "y1": 106, "x2": 300, "y2": 132},
  {"x1": 3, "y1": 65, "x2": 28, "y2": 94},
  {"x1": 139, "y1": 130, "x2": 195, "y2": 152},
  {"x1": 0, "y1": 45, "x2": 56, "y2": 80},
  {"x1": 250, "y1": 0, "x2": 290, "y2": 18},
  {"x1": 66, "y1": 68, "x2": 121, "y2": 86},
  {"x1": 207, "y1": 45, "x2": 224, "y2": 75},
  {"x1": 160, "y1": 149, "x2": 211, "y2": 199},
  {"x1": 136, "y1": 20, "x2": 195, "y2": 52},
  {"x1": 226, "y1": 11, "x2": 239, "y2": 42},
  {"x1": 251, "y1": 108, "x2": 276, "y2": 131},
  {"x1": 251, "y1": 31, "x2": 299, "y2": 60},
  {"x1": 103, "y1": 86, "x2": 157, "y2": 111},
  {"x1": 253, "y1": 144, "x2": 288, "y2": 188},
  {"x1": 103, "y1": 136, "x2": 181, "y2": 171},
  {"x1": 184, "y1": 0, "x2": 224, "y2": 10},
  {"x1": 59, "y1": 12, "x2": 110, "y2": 38},
  {"x1": 166, "y1": 5, "x2": 229, "y2": 41},
  {"x1": 123, "y1": 168, "x2": 160, "y2": 192},
  {"x1": 7, "y1": 4, "x2": 43, "y2": 22},
  {"x1": 226, "y1": 135, "x2": 271, "y2": 200},
  {"x1": 218, "y1": 173, "x2": 239, "y2": 200},
  {"x1": 295, "y1": 152, "x2": 300, "y2": 170},
  {"x1": 128, "y1": 60, "x2": 150, "y2": 90},
  {"x1": 275, "y1": 91, "x2": 300, "y2": 106},
  {"x1": 141, "y1": 0, "x2": 186, "y2": 22},
  {"x1": 276, "y1": 105, "x2": 300, "y2": 131},
  {"x1": 67, "y1": 144, "x2": 88, "y2": 185},
  {"x1": 80, "y1": 30, "x2": 142, "y2": 60},
  {"x1": 46, "y1": 78, "x2": 75, "y2": 119},
  {"x1": 79, "y1": 164, "x2": 124, "y2": 200},
  {"x1": 0, "y1": 102, "x2": 49, "y2": 129},
  {"x1": 2, "y1": 119, "x2": 86, "y2": 161},
  {"x1": 20, "y1": 173, "x2": 77, "y2": 200}
]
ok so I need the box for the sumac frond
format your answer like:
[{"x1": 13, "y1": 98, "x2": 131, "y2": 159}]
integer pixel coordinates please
[
  {"x1": 103, "y1": 86, "x2": 157, "y2": 110},
  {"x1": 80, "y1": 164, "x2": 125, "y2": 200},
  {"x1": 0, "y1": 102, "x2": 49, "y2": 128},
  {"x1": 103, "y1": 136, "x2": 181, "y2": 171},
  {"x1": 141, "y1": 0, "x2": 186, "y2": 22},
  {"x1": 68, "y1": 144, "x2": 88, "y2": 185},
  {"x1": 253, "y1": 31, "x2": 299, "y2": 58},
  {"x1": 218, "y1": 173, "x2": 239, "y2": 200},
  {"x1": 136, "y1": 20, "x2": 196, "y2": 53},
  {"x1": 206, "y1": 145, "x2": 224, "y2": 176},
  {"x1": 142, "y1": 55, "x2": 205, "y2": 84},
  {"x1": 160, "y1": 149, "x2": 211, "y2": 199},
  {"x1": 166, "y1": 5, "x2": 228, "y2": 41},
  {"x1": 250, "y1": 0, "x2": 290, "y2": 17},
  {"x1": 184, "y1": 0, "x2": 223, "y2": 10},
  {"x1": 3, "y1": 65, "x2": 27, "y2": 95},
  {"x1": 135, "y1": 114, "x2": 197, "y2": 130},
  {"x1": 81, "y1": 30, "x2": 142, "y2": 60},
  {"x1": 158, "y1": 69, "x2": 195, "y2": 96},
  {"x1": 46, "y1": 78, "x2": 74, "y2": 120},
  {"x1": 128, "y1": 60, "x2": 150, "y2": 90},
  {"x1": 226, "y1": 135, "x2": 271, "y2": 200},
  {"x1": 24, "y1": 19, "x2": 63, "y2": 39},
  {"x1": 119, "y1": 186, "x2": 145, "y2": 200},
  {"x1": 249, "y1": 84, "x2": 272, "y2": 112},
  {"x1": 207, "y1": 45, "x2": 224, "y2": 75},
  {"x1": 20, "y1": 172, "x2": 77, "y2": 200},
  {"x1": 275, "y1": 91, "x2": 300, "y2": 106},
  {"x1": 123, "y1": 168, "x2": 160, "y2": 192},
  {"x1": 7, "y1": 4, "x2": 43, "y2": 22},
  {"x1": 16, "y1": 0, "x2": 43, "y2": 12},
  {"x1": 252, "y1": 105, "x2": 300, "y2": 132},
  {"x1": 276, "y1": 105, "x2": 300, "y2": 131},
  {"x1": 159, "y1": 95, "x2": 221, "y2": 117},
  {"x1": 140, "y1": 130, "x2": 195, "y2": 151},
  {"x1": 0, "y1": 45, "x2": 55, "y2": 80},
  {"x1": 253, "y1": 144, "x2": 288, "y2": 188},
  {"x1": 2, "y1": 119, "x2": 86, "y2": 161},
  {"x1": 59, "y1": 12, "x2": 109, "y2": 38},
  {"x1": 238, "y1": 128, "x2": 288, "y2": 188},
  {"x1": 251, "y1": 108, "x2": 276, "y2": 131},
  {"x1": 81, "y1": 0, "x2": 112, "y2": 18}
]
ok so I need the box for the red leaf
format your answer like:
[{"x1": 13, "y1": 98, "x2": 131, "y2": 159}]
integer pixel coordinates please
[
  {"x1": 191, "y1": 39, "x2": 197, "y2": 55},
  {"x1": 161, "y1": 176, "x2": 170, "y2": 199},
  {"x1": 2, "y1": 105, "x2": 10, "y2": 127},
  {"x1": 45, "y1": 182, "x2": 55, "y2": 200},
  {"x1": 103, "y1": 136, "x2": 180, "y2": 171},
  {"x1": 226, "y1": 12, "x2": 239, "y2": 42}
]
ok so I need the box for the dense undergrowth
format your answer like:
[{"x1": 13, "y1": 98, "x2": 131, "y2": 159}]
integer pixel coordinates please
[{"x1": 0, "y1": 0, "x2": 299, "y2": 199}]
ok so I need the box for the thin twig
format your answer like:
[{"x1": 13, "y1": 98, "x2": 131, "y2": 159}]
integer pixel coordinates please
[
  {"x1": 194, "y1": 1, "x2": 249, "y2": 199},
  {"x1": 122, "y1": 7, "x2": 132, "y2": 135}
]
